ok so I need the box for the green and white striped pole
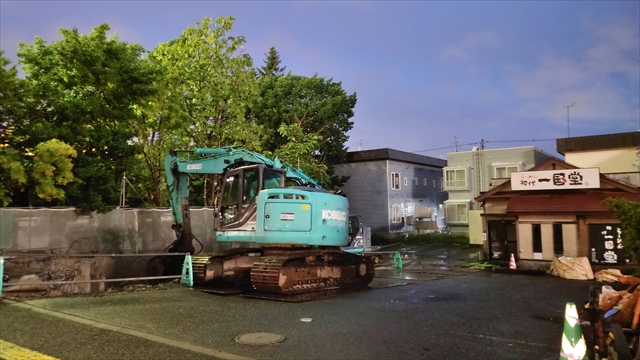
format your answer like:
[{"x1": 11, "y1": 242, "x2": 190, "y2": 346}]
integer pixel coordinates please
[{"x1": 560, "y1": 302, "x2": 588, "y2": 360}]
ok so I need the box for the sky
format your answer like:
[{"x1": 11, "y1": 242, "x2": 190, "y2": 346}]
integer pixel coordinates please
[{"x1": 2, "y1": 1, "x2": 639, "y2": 159}]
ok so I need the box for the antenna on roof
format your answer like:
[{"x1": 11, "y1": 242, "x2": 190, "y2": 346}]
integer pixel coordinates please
[
  {"x1": 359, "y1": 139, "x2": 363, "y2": 151},
  {"x1": 454, "y1": 136, "x2": 458, "y2": 152}
]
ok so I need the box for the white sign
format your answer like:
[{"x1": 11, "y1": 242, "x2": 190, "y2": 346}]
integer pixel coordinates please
[
  {"x1": 280, "y1": 213, "x2": 295, "y2": 221},
  {"x1": 511, "y1": 168, "x2": 600, "y2": 191},
  {"x1": 186, "y1": 164, "x2": 203, "y2": 170}
]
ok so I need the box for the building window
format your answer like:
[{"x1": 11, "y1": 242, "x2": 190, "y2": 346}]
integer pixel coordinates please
[
  {"x1": 444, "y1": 168, "x2": 467, "y2": 190},
  {"x1": 433, "y1": 179, "x2": 436, "y2": 188},
  {"x1": 391, "y1": 204, "x2": 402, "y2": 223},
  {"x1": 414, "y1": 177, "x2": 418, "y2": 186},
  {"x1": 404, "y1": 177, "x2": 408, "y2": 186},
  {"x1": 439, "y1": 178, "x2": 444, "y2": 192},
  {"x1": 445, "y1": 203, "x2": 468, "y2": 224},
  {"x1": 532, "y1": 224, "x2": 542, "y2": 253},
  {"x1": 495, "y1": 165, "x2": 519, "y2": 179},
  {"x1": 423, "y1": 178, "x2": 427, "y2": 186},
  {"x1": 553, "y1": 223, "x2": 563, "y2": 255},
  {"x1": 391, "y1": 172, "x2": 400, "y2": 190}
]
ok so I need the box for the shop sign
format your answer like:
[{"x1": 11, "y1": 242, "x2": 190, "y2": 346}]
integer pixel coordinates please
[
  {"x1": 511, "y1": 168, "x2": 599, "y2": 191},
  {"x1": 589, "y1": 224, "x2": 628, "y2": 264}
]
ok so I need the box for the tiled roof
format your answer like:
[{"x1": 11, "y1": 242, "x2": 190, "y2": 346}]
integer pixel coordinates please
[
  {"x1": 506, "y1": 192, "x2": 640, "y2": 213},
  {"x1": 345, "y1": 148, "x2": 447, "y2": 167}
]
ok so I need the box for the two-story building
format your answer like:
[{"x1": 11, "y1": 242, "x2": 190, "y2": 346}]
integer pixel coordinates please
[
  {"x1": 334, "y1": 148, "x2": 447, "y2": 237},
  {"x1": 443, "y1": 146, "x2": 555, "y2": 243}
]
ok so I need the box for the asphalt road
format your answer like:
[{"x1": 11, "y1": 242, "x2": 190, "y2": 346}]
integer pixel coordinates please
[{"x1": 0, "y1": 244, "x2": 596, "y2": 360}]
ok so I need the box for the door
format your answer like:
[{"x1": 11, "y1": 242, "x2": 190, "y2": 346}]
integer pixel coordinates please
[{"x1": 489, "y1": 220, "x2": 516, "y2": 260}]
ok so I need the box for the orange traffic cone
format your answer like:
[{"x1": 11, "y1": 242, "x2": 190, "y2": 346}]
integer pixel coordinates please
[{"x1": 509, "y1": 253, "x2": 517, "y2": 270}]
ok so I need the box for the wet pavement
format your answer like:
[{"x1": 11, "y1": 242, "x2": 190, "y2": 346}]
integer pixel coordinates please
[{"x1": 0, "y1": 244, "x2": 595, "y2": 360}]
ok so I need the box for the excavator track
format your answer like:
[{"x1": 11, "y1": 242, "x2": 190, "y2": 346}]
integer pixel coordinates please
[{"x1": 250, "y1": 250, "x2": 375, "y2": 295}]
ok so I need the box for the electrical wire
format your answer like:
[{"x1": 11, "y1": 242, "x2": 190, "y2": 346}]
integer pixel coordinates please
[{"x1": 412, "y1": 138, "x2": 557, "y2": 153}]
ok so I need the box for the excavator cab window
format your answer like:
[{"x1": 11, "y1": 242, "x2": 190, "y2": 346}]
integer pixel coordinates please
[
  {"x1": 221, "y1": 173, "x2": 240, "y2": 225},
  {"x1": 220, "y1": 166, "x2": 285, "y2": 228},
  {"x1": 242, "y1": 168, "x2": 259, "y2": 207},
  {"x1": 263, "y1": 169, "x2": 283, "y2": 189}
]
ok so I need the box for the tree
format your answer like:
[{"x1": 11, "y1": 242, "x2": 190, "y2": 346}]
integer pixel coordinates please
[
  {"x1": 1, "y1": 52, "x2": 79, "y2": 207},
  {"x1": 257, "y1": 47, "x2": 286, "y2": 78},
  {"x1": 151, "y1": 17, "x2": 263, "y2": 205},
  {"x1": 250, "y1": 74, "x2": 356, "y2": 188},
  {"x1": 151, "y1": 17, "x2": 262, "y2": 150},
  {"x1": 605, "y1": 197, "x2": 640, "y2": 263},
  {"x1": 15, "y1": 23, "x2": 158, "y2": 212},
  {"x1": 0, "y1": 51, "x2": 27, "y2": 206},
  {"x1": 0, "y1": 50, "x2": 24, "y2": 143},
  {"x1": 273, "y1": 115, "x2": 329, "y2": 186},
  {"x1": 0, "y1": 147, "x2": 26, "y2": 206}
]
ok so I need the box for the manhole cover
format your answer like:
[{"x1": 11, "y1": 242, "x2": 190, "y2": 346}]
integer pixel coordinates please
[{"x1": 234, "y1": 332, "x2": 285, "y2": 346}]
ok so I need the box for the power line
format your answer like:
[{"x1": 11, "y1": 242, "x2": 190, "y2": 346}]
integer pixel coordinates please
[{"x1": 411, "y1": 138, "x2": 557, "y2": 154}]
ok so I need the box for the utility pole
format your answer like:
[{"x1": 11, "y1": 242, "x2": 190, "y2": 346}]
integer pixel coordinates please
[
  {"x1": 454, "y1": 136, "x2": 458, "y2": 152},
  {"x1": 563, "y1": 103, "x2": 576, "y2": 138}
]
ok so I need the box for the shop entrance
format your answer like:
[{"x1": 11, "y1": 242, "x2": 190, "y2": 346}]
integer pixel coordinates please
[{"x1": 488, "y1": 220, "x2": 517, "y2": 260}]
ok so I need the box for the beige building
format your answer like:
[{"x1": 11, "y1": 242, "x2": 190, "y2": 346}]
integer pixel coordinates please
[
  {"x1": 557, "y1": 131, "x2": 640, "y2": 186},
  {"x1": 475, "y1": 158, "x2": 639, "y2": 269}
]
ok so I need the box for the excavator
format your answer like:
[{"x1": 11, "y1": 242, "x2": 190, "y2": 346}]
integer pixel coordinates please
[{"x1": 160, "y1": 147, "x2": 375, "y2": 299}]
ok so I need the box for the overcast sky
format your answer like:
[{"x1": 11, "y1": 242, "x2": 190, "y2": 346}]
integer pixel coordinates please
[{"x1": 2, "y1": 1, "x2": 639, "y2": 158}]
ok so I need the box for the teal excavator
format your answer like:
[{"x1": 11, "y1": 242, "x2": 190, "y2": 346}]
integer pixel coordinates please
[{"x1": 162, "y1": 147, "x2": 374, "y2": 297}]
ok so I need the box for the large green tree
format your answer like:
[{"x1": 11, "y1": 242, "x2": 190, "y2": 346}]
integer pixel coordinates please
[
  {"x1": 150, "y1": 17, "x2": 263, "y2": 205},
  {"x1": 14, "y1": 24, "x2": 158, "y2": 212},
  {"x1": 1, "y1": 52, "x2": 78, "y2": 206},
  {"x1": 151, "y1": 16, "x2": 262, "y2": 150},
  {"x1": 0, "y1": 51, "x2": 26, "y2": 206},
  {"x1": 250, "y1": 74, "x2": 356, "y2": 188}
]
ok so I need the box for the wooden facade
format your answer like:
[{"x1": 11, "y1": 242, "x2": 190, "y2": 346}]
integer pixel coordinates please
[{"x1": 475, "y1": 158, "x2": 639, "y2": 269}]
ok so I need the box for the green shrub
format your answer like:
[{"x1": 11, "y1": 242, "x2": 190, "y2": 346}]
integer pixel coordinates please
[{"x1": 403, "y1": 233, "x2": 469, "y2": 246}]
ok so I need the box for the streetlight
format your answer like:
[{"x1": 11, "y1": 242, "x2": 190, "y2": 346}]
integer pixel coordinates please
[{"x1": 564, "y1": 103, "x2": 576, "y2": 138}]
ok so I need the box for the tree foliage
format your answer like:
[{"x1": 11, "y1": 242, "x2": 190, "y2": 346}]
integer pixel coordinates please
[
  {"x1": 0, "y1": 147, "x2": 26, "y2": 206},
  {"x1": 250, "y1": 74, "x2": 356, "y2": 188},
  {"x1": 31, "y1": 139, "x2": 77, "y2": 201},
  {"x1": 151, "y1": 16, "x2": 262, "y2": 149},
  {"x1": 1, "y1": 19, "x2": 358, "y2": 209},
  {"x1": 14, "y1": 23, "x2": 158, "y2": 212},
  {"x1": 257, "y1": 47, "x2": 286, "y2": 78},
  {"x1": 273, "y1": 115, "x2": 329, "y2": 186},
  {"x1": 605, "y1": 197, "x2": 640, "y2": 263}
]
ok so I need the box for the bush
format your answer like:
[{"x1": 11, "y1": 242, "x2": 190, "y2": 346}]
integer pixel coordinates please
[
  {"x1": 369, "y1": 231, "x2": 470, "y2": 246},
  {"x1": 403, "y1": 233, "x2": 469, "y2": 246}
]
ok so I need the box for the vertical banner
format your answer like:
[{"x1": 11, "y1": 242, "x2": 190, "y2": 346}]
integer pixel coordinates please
[{"x1": 589, "y1": 224, "x2": 628, "y2": 264}]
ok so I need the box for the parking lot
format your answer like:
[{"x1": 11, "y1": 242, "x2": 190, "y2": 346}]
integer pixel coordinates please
[{"x1": 0, "y1": 244, "x2": 595, "y2": 359}]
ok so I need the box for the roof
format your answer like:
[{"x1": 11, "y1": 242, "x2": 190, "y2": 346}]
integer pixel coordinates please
[
  {"x1": 345, "y1": 148, "x2": 447, "y2": 168},
  {"x1": 476, "y1": 157, "x2": 639, "y2": 203},
  {"x1": 506, "y1": 192, "x2": 640, "y2": 213},
  {"x1": 556, "y1": 131, "x2": 640, "y2": 155}
]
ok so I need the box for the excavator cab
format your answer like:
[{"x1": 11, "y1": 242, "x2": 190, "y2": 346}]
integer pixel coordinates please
[{"x1": 218, "y1": 165, "x2": 285, "y2": 230}]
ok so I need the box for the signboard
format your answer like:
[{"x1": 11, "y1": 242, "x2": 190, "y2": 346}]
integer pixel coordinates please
[
  {"x1": 589, "y1": 224, "x2": 628, "y2": 264},
  {"x1": 510, "y1": 168, "x2": 600, "y2": 191}
]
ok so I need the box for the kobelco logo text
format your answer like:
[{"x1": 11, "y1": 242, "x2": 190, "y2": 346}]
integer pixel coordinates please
[
  {"x1": 186, "y1": 164, "x2": 202, "y2": 170},
  {"x1": 322, "y1": 210, "x2": 346, "y2": 221}
]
